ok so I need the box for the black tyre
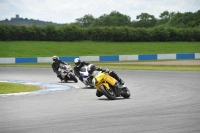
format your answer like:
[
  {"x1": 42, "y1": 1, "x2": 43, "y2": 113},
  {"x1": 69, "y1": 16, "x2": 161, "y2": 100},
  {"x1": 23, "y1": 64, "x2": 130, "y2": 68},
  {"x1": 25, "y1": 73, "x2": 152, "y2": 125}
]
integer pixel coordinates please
[
  {"x1": 64, "y1": 78, "x2": 68, "y2": 82},
  {"x1": 64, "y1": 76, "x2": 69, "y2": 82},
  {"x1": 70, "y1": 73, "x2": 78, "y2": 83},
  {"x1": 96, "y1": 90, "x2": 103, "y2": 97},
  {"x1": 100, "y1": 85, "x2": 116, "y2": 100},
  {"x1": 121, "y1": 87, "x2": 131, "y2": 98}
]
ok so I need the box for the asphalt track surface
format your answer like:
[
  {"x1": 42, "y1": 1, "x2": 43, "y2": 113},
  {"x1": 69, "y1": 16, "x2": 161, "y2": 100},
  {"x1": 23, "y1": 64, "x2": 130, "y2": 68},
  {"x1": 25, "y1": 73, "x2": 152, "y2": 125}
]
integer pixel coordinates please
[{"x1": 0, "y1": 67, "x2": 200, "y2": 133}]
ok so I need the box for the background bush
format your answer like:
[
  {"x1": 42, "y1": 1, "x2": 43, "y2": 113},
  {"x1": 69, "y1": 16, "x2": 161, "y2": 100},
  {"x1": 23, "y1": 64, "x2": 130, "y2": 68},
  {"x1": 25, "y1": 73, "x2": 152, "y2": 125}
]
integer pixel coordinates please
[{"x1": 0, "y1": 24, "x2": 199, "y2": 42}]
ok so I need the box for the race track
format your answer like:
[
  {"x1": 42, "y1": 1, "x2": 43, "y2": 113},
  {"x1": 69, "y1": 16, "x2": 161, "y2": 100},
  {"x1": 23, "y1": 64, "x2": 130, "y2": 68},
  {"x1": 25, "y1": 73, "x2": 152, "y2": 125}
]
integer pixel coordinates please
[{"x1": 0, "y1": 67, "x2": 200, "y2": 133}]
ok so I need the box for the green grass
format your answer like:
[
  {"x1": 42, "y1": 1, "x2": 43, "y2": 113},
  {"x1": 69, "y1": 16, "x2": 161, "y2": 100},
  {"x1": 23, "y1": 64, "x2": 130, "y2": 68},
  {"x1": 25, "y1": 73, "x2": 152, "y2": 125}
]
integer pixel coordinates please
[
  {"x1": 0, "y1": 82, "x2": 41, "y2": 94},
  {"x1": 0, "y1": 41, "x2": 200, "y2": 57}
]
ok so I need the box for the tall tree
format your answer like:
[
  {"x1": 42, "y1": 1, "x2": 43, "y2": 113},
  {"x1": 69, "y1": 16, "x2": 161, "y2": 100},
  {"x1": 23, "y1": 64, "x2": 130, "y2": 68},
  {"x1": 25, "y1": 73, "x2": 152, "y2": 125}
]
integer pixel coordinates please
[
  {"x1": 93, "y1": 11, "x2": 131, "y2": 27},
  {"x1": 75, "y1": 14, "x2": 95, "y2": 27},
  {"x1": 136, "y1": 13, "x2": 155, "y2": 21},
  {"x1": 159, "y1": 11, "x2": 175, "y2": 20},
  {"x1": 156, "y1": 10, "x2": 175, "y2": 26},
  {"x1": 133, "y1": 13, "x2": 157, "y2": 28}
]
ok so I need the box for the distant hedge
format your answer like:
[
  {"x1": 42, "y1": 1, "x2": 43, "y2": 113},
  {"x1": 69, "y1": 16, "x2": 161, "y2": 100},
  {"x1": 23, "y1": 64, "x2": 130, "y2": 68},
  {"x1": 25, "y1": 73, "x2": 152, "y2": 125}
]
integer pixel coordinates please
[{"x1": 0, "y1": 24, "x2": 199, "y2": 41}]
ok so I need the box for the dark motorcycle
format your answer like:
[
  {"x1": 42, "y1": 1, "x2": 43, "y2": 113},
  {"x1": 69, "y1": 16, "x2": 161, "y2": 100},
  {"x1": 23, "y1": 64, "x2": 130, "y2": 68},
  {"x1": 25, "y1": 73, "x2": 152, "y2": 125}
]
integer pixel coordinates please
[{"x1": 59, "y1": 64, "x2": 78, "y2": 83}]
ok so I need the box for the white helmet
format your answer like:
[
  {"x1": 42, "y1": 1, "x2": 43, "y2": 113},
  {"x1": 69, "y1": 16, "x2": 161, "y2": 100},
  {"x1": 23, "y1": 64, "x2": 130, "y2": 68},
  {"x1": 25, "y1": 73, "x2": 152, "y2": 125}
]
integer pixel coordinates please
[
  {"x1": 52, "y1": 56, "x2": 58, "y2": 62},
  {"x1": 74, "y1": 58, "x2": 81, "y2": 66}
]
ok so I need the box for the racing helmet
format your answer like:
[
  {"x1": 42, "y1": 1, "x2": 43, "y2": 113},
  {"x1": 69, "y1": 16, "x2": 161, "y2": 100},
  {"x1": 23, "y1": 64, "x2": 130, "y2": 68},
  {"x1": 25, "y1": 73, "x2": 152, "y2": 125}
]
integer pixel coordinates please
[
  {"x1": 52, "y1": 56, "x2": 58, "y2": 62},
  {"x1": 87, "y1": 64, "x2": 96, "y2": 75},
  {"x1": 74, "y1": 58, "x2": 81, "y2": 67}
]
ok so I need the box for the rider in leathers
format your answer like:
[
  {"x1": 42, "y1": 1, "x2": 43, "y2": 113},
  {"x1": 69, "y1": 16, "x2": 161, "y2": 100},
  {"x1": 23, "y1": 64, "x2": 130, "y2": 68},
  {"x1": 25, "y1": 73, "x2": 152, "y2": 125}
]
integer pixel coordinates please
[
  {"x1": 87, "y1": 64, "x2": 124, "y2": 97},
  {"x1": 51, "y1": 56, "x2": 68, "y2": 81},
  {"x1": 73, "y1": 58, "x2": 90, "y2": 82}
]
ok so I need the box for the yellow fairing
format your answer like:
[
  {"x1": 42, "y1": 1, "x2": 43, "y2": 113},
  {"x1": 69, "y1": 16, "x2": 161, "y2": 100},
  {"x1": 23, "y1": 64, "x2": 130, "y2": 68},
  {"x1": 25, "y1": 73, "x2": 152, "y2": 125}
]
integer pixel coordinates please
[
  {"x1": 94, "y1": 72, "x2": 116, "y2": 91},
  {"x1": 103, "y1": 74, "x2": 116, "y2": 86}
]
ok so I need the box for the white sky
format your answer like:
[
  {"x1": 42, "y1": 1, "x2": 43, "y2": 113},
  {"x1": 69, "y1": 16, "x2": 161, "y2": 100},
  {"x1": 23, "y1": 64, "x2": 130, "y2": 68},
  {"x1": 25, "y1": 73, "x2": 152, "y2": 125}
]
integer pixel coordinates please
[{"x1": 0, "y1": 0, "x2": 199, "y2": 24}]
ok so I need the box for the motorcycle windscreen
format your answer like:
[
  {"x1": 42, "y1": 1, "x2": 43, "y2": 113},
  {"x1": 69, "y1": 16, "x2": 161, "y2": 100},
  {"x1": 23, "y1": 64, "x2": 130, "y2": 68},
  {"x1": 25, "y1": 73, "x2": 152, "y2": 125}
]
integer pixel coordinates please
[
  {"x1": 93, "y1": 71, "x2": 104, "y2": 88},
  {"x1": 94, "y1": 72, "x2": 104, "y2": 83}
]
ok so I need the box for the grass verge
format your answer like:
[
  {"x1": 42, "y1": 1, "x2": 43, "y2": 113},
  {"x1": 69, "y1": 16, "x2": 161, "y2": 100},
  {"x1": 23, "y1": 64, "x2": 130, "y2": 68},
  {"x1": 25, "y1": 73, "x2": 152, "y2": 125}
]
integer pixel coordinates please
[{"x1": 0, "y1": 82, "x2": 41, "y2": 94}]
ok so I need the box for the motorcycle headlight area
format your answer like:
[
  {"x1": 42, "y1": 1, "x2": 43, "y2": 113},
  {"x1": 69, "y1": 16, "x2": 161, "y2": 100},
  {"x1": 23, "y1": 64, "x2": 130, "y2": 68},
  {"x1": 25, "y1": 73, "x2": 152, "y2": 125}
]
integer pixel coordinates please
[{"x1": 92, "y1": 78, "x2": 98, "y2": 85}]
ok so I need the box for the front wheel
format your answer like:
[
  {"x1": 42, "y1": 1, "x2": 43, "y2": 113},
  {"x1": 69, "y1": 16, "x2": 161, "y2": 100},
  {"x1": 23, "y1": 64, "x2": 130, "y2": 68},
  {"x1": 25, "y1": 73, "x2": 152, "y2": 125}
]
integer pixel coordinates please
[
  {"x1": 100, "y1": 85, "x2": 116, "y2": 100},
  {"x1": 69, "y1": 73, "x2": 78, "y2": 83}
]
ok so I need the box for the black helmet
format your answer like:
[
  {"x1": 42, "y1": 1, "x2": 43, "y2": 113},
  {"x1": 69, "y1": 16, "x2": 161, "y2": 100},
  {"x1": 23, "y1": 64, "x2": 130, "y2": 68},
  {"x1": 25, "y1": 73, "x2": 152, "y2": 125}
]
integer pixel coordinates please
[
  {"x1": 52, "y1": 56, "x2": 58, "y2": 62},
  {"x1": 74, "y1": 58, "x2": 81, "y2": 67},
  {"x1": 87, "y1": 64, "x2": 96, "y2": 75}
]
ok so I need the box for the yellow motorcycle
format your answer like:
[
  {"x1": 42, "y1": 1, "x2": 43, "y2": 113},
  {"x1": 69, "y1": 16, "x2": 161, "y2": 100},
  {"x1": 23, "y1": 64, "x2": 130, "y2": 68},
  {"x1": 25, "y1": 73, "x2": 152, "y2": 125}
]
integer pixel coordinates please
[{"x1": 92, "y1": 71, "x2": 131, "y2": 100}]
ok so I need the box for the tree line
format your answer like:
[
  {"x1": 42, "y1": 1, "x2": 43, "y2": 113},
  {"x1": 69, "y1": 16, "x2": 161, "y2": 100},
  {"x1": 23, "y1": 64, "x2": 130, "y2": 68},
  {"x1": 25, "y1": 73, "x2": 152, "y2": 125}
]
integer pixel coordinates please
[
  {"x1": 73, "y1": 10, "x2": 200, "y2": 28},
  {"x1": 0, "y1": 10, "x2": 199, "y2": 28}
]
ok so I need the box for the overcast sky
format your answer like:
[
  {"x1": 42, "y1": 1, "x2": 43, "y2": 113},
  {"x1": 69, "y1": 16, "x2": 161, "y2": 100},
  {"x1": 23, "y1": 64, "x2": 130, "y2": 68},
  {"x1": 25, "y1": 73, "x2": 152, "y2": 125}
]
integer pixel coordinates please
[{"x1": 0, "y1": 0, "x2": 199, "y2": 24}]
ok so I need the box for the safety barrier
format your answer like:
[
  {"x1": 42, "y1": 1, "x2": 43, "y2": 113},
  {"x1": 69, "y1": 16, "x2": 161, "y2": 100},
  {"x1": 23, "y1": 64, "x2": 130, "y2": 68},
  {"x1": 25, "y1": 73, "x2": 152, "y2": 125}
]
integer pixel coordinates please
[{"x1": 0, "y1": 53, "x2": 200, "y2": 64}]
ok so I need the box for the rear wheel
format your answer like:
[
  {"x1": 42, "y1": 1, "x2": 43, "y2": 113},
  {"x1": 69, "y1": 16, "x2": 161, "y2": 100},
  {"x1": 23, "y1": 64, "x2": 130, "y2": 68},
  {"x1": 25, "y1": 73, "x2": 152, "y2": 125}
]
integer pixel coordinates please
[{"x1": 100, "y1": 85, "x2": 116, "y2": 100}]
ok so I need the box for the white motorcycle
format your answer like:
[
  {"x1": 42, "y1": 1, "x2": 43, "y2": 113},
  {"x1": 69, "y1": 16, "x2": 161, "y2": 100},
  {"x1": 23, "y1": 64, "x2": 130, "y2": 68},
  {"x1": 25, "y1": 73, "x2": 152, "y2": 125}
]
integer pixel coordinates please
[
  {"x1": 59, "y1": 64, "x2": 78, "y2": 83},
  {"x1": 79, "y1": 66, "x2": 94, "y2": 87}
]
